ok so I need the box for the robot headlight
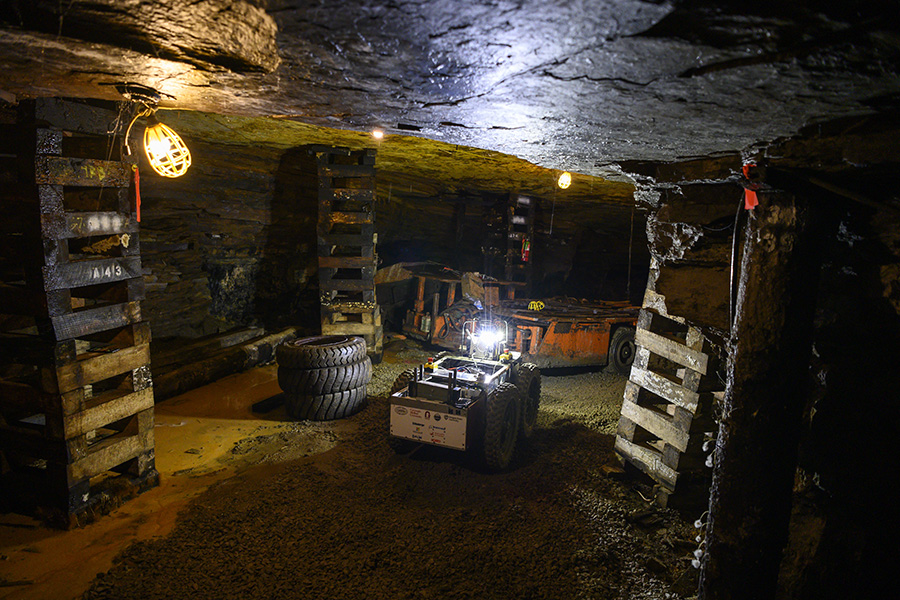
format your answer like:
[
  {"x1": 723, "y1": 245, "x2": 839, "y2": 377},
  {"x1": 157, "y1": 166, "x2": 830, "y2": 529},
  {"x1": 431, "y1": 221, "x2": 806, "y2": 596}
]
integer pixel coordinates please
[{"x1": 474, "y1": 328, "x2": 504, "y2": 348}]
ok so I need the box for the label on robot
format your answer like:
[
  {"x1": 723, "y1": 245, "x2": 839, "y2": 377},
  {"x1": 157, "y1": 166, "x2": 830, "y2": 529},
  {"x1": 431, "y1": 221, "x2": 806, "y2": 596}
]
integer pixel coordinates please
[{"x1": 390, "y1": 401, "x2": 467, "y2": 450}]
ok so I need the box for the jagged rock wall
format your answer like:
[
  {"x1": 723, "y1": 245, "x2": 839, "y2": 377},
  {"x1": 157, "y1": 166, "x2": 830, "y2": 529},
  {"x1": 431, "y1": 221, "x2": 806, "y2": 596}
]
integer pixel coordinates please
[
  {"x1": 3, "y1": 0, "x2": 279, "y2": 71},
  {"x1": 634, "y1": 111, "x2": 900, "y2": 599},
  {"x1": 139, "y1": 140, "x2": 321, "y2": 338},
  {"x1": 136, "y1": 121, "x2": 649, "y2": 339}
]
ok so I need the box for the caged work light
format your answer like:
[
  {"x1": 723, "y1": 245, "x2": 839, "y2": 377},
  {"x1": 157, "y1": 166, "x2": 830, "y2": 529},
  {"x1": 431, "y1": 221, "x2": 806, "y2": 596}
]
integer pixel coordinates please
[
  {"x1": 557, "y1": 171, "x2": 572, "y2": 189},
  {"x1": 142, "y1": 113, "x2": 191, "y2": 178},
  {"x1": 118, "y1": 83, "x2": 192, "y2": 178}
]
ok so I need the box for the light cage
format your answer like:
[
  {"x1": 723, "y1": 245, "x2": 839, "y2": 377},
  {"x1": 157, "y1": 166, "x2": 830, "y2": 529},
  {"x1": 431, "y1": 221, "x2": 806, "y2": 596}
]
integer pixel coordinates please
[{"x1": 143, "y1": 120, "x2": 192, "y2": 178}]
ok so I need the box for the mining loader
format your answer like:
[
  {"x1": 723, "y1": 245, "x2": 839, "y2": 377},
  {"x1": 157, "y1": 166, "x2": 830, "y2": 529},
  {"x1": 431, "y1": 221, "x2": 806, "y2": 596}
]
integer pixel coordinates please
[{"x1": 388, "y1": 319, "x2": 540, "y2": 470}]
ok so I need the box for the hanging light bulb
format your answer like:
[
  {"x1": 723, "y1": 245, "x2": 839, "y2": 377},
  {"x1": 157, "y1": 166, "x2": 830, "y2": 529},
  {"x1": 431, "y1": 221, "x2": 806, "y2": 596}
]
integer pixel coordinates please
[
  {"x1": 143, "y1": 114, "x2": 191, "y2": 178},
  {"x1": 557, "y1": 171, "x2": 572, "y2": 189},
  {"x1": 372, "y1": 128, "x2": 384, "y2": 140}
]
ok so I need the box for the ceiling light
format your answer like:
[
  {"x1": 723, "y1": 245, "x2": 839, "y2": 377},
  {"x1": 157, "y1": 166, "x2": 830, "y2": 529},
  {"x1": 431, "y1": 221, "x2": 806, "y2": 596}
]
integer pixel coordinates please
[
  {"x1": 143, "y1": 114, "x2": 192, "y2": 178},
  {"x1": 372, "y1": 128, "x2": 384, "y2": 140},
  {"x1": 120, "y1": 84, "x2": 192, "y2": 179},
  {"x1": 557, "y1": 171, "x2": 572, "y2": 189}
]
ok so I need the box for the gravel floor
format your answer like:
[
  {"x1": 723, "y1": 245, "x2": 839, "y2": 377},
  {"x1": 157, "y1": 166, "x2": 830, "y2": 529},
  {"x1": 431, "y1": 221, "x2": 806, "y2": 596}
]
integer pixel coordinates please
[{"x1": 81, "y1": 342, "x2": 701, "y2": 600}]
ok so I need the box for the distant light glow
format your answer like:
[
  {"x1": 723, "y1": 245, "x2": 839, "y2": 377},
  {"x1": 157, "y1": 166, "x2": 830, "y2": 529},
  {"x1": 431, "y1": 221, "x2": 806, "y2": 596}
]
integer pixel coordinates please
[
  {"x1": 557, "y1": 171, "x2": 572, "y2": 189},
  {"x1": 372, "y1": 128, "x2": 384, "y2": 139}
]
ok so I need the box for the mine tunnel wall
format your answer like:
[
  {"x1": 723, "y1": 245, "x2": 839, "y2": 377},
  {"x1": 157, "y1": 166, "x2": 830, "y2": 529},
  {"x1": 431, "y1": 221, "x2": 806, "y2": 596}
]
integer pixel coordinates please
[
  {"x1": 639, "y1": 151, "x2": 900, "y2": 598},
  {"x1": 136, "y1": 134, "x2": 650, "y2": 340},
  {"x1": 138, "y1": 140, "x2": 322, "y2": 338}
]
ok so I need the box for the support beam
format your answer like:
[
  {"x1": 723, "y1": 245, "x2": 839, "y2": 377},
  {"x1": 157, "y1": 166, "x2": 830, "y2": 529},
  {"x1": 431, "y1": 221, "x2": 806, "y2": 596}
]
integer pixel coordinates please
[{"x1": 699, "y1": 191, "x2": 827, "y2": 599}]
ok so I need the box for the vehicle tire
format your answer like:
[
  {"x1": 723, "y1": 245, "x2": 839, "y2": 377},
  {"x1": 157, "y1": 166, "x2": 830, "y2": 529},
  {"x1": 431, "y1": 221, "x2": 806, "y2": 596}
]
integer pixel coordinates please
[
  {"x1": 609, "y1": 326, "x2": 636, "y2": 375},
  {"x1": 285, "y1": 385, "x2": 367, "y2": 421},
  {"x1": 276, "y1": 336, "x2": 366, "y2": 370},
  {"x1": 483, "y1": 382, "x2": 521, "y2": 471},
  {"x1": 513, "y1": 362, "x2": 541, "y2": 439},
  {"x1": 390, "y1": 368, "x2": 417, "y2": 395},
  {"x1": 277, "y1": 356, "x2": 372, "y2": 395}
]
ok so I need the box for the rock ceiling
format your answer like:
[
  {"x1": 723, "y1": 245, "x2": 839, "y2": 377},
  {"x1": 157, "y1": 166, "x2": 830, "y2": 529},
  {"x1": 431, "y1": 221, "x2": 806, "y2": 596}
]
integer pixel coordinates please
[{"x1": 1, "y1": 0, "x2": 899, "y2": 196}]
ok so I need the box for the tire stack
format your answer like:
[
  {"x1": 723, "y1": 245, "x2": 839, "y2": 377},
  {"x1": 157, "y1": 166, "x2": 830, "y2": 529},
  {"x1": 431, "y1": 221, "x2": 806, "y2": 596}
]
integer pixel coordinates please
[{"x1": 275, "y1": 336, "x2": 371, "y2": 420}]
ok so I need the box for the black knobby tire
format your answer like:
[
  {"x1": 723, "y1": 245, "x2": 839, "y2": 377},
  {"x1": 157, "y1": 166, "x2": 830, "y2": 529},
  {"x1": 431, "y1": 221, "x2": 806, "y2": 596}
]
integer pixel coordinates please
[
  {"x1": 276, "y1": 336, "x2": 366, "y2": 370},
  {"x1": 609, "y1": 327, "x2": 636, "y2": 375},
  {"x1": 277, "y1": 356, "x2": 372, "y2": 395},
  {"x1": 388, "y1": 369, "x2": 418, "y2": 452},
  {"x1": 285, "y1": 385, "x2": 367, "y2": 421},
  {"x1": 513, "y1": 362, "x2": 541, "y2": 439},
  {"x1": 483, "y1": 382, "x2": 522, "y2": 471},
  {"x1": 390, "y1": 369, "x2": 417, "y2": 395}
]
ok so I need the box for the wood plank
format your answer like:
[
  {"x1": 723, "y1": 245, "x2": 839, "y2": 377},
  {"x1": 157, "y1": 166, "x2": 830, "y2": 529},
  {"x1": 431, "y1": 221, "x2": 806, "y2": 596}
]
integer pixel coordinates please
[
  {"x1": 2, "y1": 125, "x2": 63, "y2": 156},
  {"x1": 318, "y1": 234, "x2": 374, "y2": 247},
  {"x1": 33, "y1": 156, "x2": 132, "y2": 187},
  {"x1": 320, "y1": 188, "x2": 374, "y2": 202},
  {"x1": 50, "y1": 301, "x2": 142, "y2": 340},
  {"x1": 319, "y1": 279, "x2": 374, "y2": 292},
  {"x1": 35, "y1": 128, "x2": 64, "y2": 155},
  {"x1": 53, "y1": 343, "x2": 150, "y2": 393},
  {"x1": 635, "y1": 328, "x2": 708, "y2": 374},
  {"x1": 328, "y1": 211, "x2": 373, "y2": 225},
  {"x1": 681, "y1": 326, "x2": 705, "y2": 392},
  {"x1": 321, "y1": 303, "x2": 377, "y2": 314},
  {"x1": 321, "y1": 322, "x2": 377, "y2": 335},
  {"x1": 151, "y1": 326, "x2": 265, "y2": 370},
  {"x1": 37, "y1": 184, "x2": 65, "y2": 214},
  {"x1": 318, "y1": 256, "x2": 375, "y2": 269},
  {"x1": 42, "y1": 256, "x2": 142, "y2": 291},
  {"x1": 310, "y1": 145, "x2": 351, "y2": 156},
  {"x1": 318, "y1": 164, "x2": 375, "y2": 178},
  {"x1": 620, "y1": 401, "x2": 690, "y2": 452},
  {"x1": 41, "y1": 212, "x2": 138, "y2": 240},
  {"x1": 29, "y1": 98, "x2": 118, "y2": 136},
  {"x1": 614, "y1": 436, "x2": 678, "y2": 489},
  {"x1": 68, "y1": 422, "x2": 153, "y2": 481},
  {"x1": 154, "y1": 327, "x2": 298, "y2": 400},
  {"x1": 621, "y1": 378, "x2": 641, "y2": 406},
  {"x1": 72, "y1": 277, "x2": 145, "y2": 306},
  {"x1": 629, "y1": 366, "x2": 700, "y2": 413},
  {"x1": 64, "y1": 388, "x2": 154, "y2": 439}
]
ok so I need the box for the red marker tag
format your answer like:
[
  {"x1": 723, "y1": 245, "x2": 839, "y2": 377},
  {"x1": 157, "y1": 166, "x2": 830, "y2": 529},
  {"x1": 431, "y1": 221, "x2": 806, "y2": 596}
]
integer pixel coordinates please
[
  {"x1": 133, "y1": 165, "x2": 141, "y2": 222},
  {"x1": 742, "y1": 164, "x2": 758, "y2": 210},
  {"x1": 744, "y1": 188, "x2": 759, "y2": 210}
]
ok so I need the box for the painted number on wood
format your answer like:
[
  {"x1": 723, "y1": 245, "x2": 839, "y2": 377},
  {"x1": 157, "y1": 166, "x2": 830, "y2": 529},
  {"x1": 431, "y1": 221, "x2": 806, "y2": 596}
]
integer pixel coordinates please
[{"x1": 92, "y1": 263, "x2": 123, "y2": 280}]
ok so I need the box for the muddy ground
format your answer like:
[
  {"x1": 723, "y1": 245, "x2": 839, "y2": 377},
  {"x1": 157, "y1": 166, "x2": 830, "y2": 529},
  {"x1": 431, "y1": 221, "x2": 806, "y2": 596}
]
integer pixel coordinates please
[{"x1": 80, "y1": 342, "x2": 702, "y2": 600}]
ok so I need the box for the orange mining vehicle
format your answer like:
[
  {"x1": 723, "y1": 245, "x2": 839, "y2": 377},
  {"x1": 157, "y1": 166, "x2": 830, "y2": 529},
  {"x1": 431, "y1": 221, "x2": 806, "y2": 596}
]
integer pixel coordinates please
[
  {"x1": 384, "y1": 264, "x2": 639, "y2": 372},
  {"x1": 399, "y1": 278, "x2": 638, "y2": 372},
  {"x1": 491, "y1": 298, "x2": 639, "y2": 372}
]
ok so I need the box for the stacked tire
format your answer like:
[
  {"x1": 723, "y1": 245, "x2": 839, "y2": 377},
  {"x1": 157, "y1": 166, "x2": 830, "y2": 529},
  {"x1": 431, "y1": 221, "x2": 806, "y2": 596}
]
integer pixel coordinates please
[{"x1": 276, "y1": 336, "x2": 371, "y2": 420}]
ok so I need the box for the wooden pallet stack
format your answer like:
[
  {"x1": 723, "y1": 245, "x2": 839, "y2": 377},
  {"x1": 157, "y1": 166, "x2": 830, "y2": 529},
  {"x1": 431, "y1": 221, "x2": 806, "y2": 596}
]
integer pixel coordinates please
[
  {"x1": 614, "y1": 308, "x2": 720, "y2": 507},
  {"x1": 505, "y1": 193, "x2": 535, "y2": 291},
  {"x1": 313, "y1": 146, "x2": 383, "y2": 359},
  {"x1": 0, "y1": 98, "x2": 158, "y2": 526}
]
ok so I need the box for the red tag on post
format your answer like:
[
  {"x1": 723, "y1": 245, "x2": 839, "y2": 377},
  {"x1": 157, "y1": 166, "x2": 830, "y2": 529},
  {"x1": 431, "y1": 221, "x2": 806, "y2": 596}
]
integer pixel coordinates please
[
  {"x1": 744, "y1": 189, "x2": 758, "y2": 210},
  {"x1": 133, "y1": 165, "x2": 141, "y2": 222},
  {"x1": 742, "y1": 164, "x2": 759, "y2": 210}
]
